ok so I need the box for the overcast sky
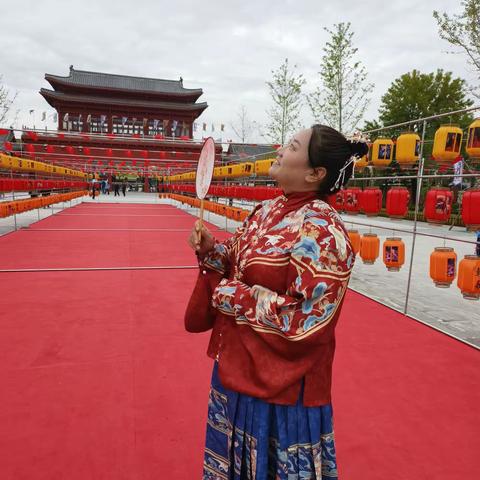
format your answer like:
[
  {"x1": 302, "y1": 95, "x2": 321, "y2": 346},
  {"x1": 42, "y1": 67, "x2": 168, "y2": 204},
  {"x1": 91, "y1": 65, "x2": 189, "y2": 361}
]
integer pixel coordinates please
[{"x1": 0, "y1": 0, "x2": 476, "y2": 143}]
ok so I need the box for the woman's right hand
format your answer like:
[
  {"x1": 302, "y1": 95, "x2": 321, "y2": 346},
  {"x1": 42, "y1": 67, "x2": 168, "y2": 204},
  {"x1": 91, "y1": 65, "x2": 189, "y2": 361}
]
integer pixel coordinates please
[{"x1": 188, "y1": 220, "x2": 215, "y2": 255}]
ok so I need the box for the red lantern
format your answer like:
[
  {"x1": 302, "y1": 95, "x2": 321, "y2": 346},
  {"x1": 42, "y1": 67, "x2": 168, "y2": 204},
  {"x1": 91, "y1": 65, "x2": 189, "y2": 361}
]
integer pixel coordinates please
[
  {"x1": 4, "y1": 141, "x2": 13, "y2": 151},
  {"x1": 360, "y1": 187, "x2": 382, "y2": 216},
  {"x1": 106, "y1": 148, "x2": 113, "y2": 157},
  {"x1": 46, "y1": 145, "x2": 54, "y2": 153},
  {"x1": 424, "y1": 187, "x2": 453, "y2": 224},
  {"x1": 461, "y1": 188, "x2": 480, "y2": 230},
  {"x1": 26, "y1": 144, "x2": 35, "y2": 153},
  {"x1": 343, "y1": 187, "x2": 362, "y2": 214},
  {"x1": 159, "y1": 151, "x2": 166, "y2": 159},
  {"x1": 66, "y1": 146, "x2": 75, "y2": 155},
  {"x1": 126, "y1": 149, "x2": 132, "y2": 157},
  {"x1": 327, "y1": 191, "x2": 344, "y2": 211},
  {"x1": 386, "y1": 187, "x2": 410, "y2": 218},
  {"x1": 132, "y1": 133, "x2": 141, "y2": 138},
  {"x1": 107, "y1": 133, "x2": 115, "y2": 138},
  {"x1": 132, "y1": 160, "x2": 137, "y2": 166},
  {"x1": 27, "y1": 131, "x2": 38, "y2": 141},
  {"x1": 154, "y1": 134, "x2": 164, "y2": 140},
  {"x1": 83, "y1": 147, "x2": 91, "y2": 156},
  {"x1": 141, "y1": 150, "x2": 148, "y2": 158},
  {"x1": 57, "y1": 133, "x2": 65, "y2": 139}
]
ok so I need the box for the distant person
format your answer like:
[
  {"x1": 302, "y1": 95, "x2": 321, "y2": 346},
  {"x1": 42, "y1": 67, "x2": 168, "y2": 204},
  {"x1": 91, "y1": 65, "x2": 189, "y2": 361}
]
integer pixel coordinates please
[
  {"x1": 122, "y1": 180, "x2": 127, "y2": 197},
  {"x1": 105, "y1": 179, "x2": 110, "y2": 195},
  {"x1": 114, "y1": 181, "x2": 120, "y2": 197},
  {"x1": 91, "y1": 179, "x2": 97, "y2": 199}
]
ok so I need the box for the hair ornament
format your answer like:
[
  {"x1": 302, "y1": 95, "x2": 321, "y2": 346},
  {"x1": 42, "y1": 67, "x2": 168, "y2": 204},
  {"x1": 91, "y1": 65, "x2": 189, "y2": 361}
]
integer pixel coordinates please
[{"x1": 330, "y1": 155, "x2": 356, "y2": 192}]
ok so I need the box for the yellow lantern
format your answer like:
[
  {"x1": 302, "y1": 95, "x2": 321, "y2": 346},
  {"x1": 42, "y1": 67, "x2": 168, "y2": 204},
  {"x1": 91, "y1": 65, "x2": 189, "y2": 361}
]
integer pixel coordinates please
[
  {"x1": 360, "y1": 233, "x2": 380, "y2": 264},
  {"x1": 354, "y1": 145, "x2": 370, "y2": 169},
  {"x1": 430, "y1": 247, "x2": 457, "y2": 288},
  {"x1": 347, "y1": 229, "x2": 361, "y2": 255},
  {"x1": 395, "y1": 132, "x2": 420, "y2": 168},
  {"x1": 457, "y1": 255, "x2": 480, "y2": 300},
  {"x1": 372, "y1": 138, "x2": 394, "y2": 166},
  {"x1": 383, "y1": 237, "x2": 405, "y2": 272},
  {"x1": 432, "y1": 125, "x2": 463, "y2": 163},
  {"x1": 466, "y1": 118, "x2": 480, "y2": 159}
]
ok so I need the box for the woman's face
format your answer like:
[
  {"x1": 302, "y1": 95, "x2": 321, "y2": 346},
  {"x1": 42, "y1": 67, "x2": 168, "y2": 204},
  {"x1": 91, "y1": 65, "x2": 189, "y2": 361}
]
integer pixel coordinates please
[{"x1": 269, "y1": 128, "x2": 325, "y2": 194}]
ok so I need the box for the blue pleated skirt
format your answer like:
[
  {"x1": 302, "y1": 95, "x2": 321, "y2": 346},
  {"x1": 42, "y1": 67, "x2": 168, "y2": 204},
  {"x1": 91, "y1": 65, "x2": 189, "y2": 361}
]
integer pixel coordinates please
[{"x1": 203, "y1": 362, "x2": 338, "y2": 479}]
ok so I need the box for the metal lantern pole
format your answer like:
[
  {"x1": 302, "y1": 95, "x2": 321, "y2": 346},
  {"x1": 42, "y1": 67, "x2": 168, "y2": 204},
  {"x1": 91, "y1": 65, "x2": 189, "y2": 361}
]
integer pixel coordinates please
[{"x1": 403, "y1": 120, "x2": 427, "y2": 315}]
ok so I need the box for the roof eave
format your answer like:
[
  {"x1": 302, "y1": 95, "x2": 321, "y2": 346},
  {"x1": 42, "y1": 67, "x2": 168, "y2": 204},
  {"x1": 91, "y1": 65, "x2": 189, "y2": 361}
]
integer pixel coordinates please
[
  {"x1": 40, "y1": 88, "x2": 208, "y2": 112},
  {"x1": 45, "y1": 73, "x2": 204, "y2": 99}
]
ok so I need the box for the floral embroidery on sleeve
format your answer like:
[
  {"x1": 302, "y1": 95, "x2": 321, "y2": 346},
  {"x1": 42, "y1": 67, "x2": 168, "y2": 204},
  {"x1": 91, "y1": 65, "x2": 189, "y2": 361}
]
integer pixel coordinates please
[{"x1": 210, "y1": 207, "x2": 355, "y2": 341}]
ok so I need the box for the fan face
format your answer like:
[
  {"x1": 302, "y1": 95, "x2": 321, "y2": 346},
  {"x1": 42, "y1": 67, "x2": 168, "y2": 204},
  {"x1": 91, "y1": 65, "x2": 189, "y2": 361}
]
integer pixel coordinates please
[{"x1": 196, "y1": 137, "x2": 215, "y2": 200}]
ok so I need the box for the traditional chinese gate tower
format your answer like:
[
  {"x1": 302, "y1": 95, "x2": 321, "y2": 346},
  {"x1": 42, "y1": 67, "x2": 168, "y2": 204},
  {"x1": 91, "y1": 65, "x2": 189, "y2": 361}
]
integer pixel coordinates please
[
  {"x1": 18, "y1": 67, "x2": 221, "y2": 186},
  {"x1": 40, "y1": 66, "x2": 207, "y2": 138}
]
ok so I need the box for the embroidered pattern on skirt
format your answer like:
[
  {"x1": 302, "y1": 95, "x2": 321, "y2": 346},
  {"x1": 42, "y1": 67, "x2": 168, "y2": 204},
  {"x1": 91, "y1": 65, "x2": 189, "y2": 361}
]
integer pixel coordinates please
[{"x1": 203, "y1": 363, "x2": 338, "y2": 479}]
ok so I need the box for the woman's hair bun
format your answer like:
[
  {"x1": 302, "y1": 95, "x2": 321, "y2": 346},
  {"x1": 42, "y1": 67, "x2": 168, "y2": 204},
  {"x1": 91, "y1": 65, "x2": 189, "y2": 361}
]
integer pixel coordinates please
[{"x1": 348, "y1": 140, "x2": 369, "y2": 158}]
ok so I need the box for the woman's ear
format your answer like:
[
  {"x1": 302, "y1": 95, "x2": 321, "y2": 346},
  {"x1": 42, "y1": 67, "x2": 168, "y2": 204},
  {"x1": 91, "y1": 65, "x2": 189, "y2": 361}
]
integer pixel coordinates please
[{"x1": 305, "y1": 166, "x2": 326, "y2": 184}]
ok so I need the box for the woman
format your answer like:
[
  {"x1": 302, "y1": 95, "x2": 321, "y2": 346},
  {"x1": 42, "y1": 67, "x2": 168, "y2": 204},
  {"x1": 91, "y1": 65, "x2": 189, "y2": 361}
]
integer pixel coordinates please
[{"x1": 187, "y1": 125, "x2": 368, "y2": 479}]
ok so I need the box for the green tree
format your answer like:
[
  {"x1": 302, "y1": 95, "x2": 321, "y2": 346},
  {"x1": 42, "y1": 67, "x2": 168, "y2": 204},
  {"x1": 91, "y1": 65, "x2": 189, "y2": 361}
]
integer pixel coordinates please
[
  {"x1": 364, "y1": 69, "x2": 473, "y2": 141},
  {"x1": 434, "y1": 0, "x2": 480, "y2": 98},
  {"x1": 265, "y1": 58, "x2": 306, "y2": 145},
  {"x1": 307, "y1": 22, "x2": 374, "y2": 135}
]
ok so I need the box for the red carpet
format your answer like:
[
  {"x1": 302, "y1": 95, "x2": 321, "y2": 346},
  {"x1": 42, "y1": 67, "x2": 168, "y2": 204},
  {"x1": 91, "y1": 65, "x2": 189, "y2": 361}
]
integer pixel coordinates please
[{"x1": 0, "y1": 202, "x2": 478, "y2": 479}]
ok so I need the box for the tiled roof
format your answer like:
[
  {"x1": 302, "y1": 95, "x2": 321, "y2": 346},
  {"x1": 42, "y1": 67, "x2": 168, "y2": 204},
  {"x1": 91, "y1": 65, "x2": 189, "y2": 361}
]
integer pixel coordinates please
[
  {"x1": 45, "y1": 67, "x2": 203, "y2": 96},
  {"x1": 40, "y1": 89, "x2": 208, "y2": 113}
]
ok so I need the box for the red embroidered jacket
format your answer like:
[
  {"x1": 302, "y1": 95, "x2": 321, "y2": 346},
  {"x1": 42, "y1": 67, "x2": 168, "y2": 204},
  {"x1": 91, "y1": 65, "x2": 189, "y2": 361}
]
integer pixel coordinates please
[{"x1": 190, "y1": 191, "x2": 355, "y2": 406}]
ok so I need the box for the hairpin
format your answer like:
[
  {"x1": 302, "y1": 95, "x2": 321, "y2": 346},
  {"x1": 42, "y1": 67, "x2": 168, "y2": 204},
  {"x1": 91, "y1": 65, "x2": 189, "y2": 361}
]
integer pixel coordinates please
[{"x1": 330, "y1": 155, "x2": 356, "y2": 192}]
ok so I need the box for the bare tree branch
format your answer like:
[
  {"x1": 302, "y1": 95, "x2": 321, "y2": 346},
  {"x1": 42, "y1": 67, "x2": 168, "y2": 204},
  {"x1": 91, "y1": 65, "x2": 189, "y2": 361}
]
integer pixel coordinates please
[
  {"x1": 230, "y1": 105, "x2": 258, "y2": 143},
  {"x1": 0, "y1": 75, "x2": 19, "y2": 126},
  {"x1": 433, "y1": 0, "x2": 480, "y2": 99},
  {"x1": 265, "y1": 58, "x2": 306, "y2": 144}
]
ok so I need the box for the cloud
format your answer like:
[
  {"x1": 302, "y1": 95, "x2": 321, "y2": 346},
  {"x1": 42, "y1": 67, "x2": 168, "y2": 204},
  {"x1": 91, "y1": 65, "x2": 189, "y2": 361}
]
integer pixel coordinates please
[{"x1": 0, "y1": 0, "x2": 475, "y2": 141}]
